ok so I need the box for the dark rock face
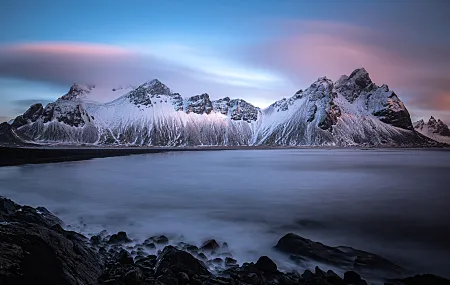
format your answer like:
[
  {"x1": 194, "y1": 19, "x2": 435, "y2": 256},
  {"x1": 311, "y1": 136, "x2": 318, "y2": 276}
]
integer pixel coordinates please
[
  {"x1": 0, "y1": 123, "x2": 24, "y2": 145},
  {"x1": 185, "y1": 93, "x2": 213, "y2": 114},
  {"x1": 12, "y1": 103, "x2": 44, "y2": 128},
  {"x1": 0, "y1": 196, "x2": 103, "y2": 285},
  {"x1": 127, "y1": 86, "x2": 154, "y2": 107},
  {"x1": 212, "y1": 97, "x2": 259, "y2": 122},
  {"x1": 335, "y1": 68, "x2": 375, "y2": 103},
  {"x1": 372, "y1": 91, "x2": 413, "y2": 130},
  {"x1": 275, "y1": 233, "x2": 405, "y2": 275},
  {"x1": 319, "y1": 103, "x2": 342, "y2": 131},
  {"x1": 60, "y1": 84, "x2": 94, "y2": 101}
]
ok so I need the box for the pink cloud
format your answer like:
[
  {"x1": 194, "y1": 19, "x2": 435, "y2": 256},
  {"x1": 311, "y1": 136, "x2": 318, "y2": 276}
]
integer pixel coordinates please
[
  {"x1": 9, "y1": 42, "x2": 132, "y2": 57},
  {"x1": 241, "y1": 20, "x2": 450, "y2": 123}
]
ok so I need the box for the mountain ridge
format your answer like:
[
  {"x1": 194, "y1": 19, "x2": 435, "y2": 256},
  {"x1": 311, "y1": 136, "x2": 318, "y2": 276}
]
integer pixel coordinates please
[
  {"x1": 1, "y1": 68, "x2": 443, "y2": 147},
  {"x1": 414, "y1": 116, "x2": 450, "y2": 144}
]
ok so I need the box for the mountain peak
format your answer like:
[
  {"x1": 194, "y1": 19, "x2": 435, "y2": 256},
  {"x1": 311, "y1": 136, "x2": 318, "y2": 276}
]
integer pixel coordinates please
[
  {"x1": 335, "y1": 67, "x2": 374, "y2": 103},
  {"x1": 60, "y1": 83, "x2": 95, "y2": 101},
  {"x1": 138, "y1": 79, "x2": 172, "y2": 96}
]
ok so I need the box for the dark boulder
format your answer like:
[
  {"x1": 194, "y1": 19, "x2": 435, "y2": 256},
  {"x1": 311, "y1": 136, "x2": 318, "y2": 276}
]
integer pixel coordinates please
[
  {"x1": 0, "y1": 197, "x2": 103, "y2": 285},
  {"x1": 387, "y1": 274, "x2": 450, "y2": 285},
  {"x1": 115, "y1": 249, "x2": 134, "y2": 265},
  {"x1": 344, "y1": 271, "x2": 366, "y2": 285},
  {"x1": 200, "y1": 239, "x2": 220, "y2": 250},
  {"x1": 225, "y1": 257, "x2": 237, "y2": 266},
  {"x1": 255, "y1": 256, "x2": 278, "y2": 273},
  {"x1": 155, "y1": 246, "x2": 210, "y2": 277},
  {"x1": 108, "y1": 231, "x2": 132, "y2": 244},
  {"x1": 275, "y1": 233, "x2": 404, "y2": 275}
]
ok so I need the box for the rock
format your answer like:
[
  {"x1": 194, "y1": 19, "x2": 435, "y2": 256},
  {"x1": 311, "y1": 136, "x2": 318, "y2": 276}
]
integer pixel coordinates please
[
  {"x1": 326, "y1": 270, "x2": 343, "y2": 283},
  {"x1": 200, "y1": 239, "x2": 220, "y2": 250},
  {"x1": 155, "y1": 246, "x2": 210, "y2": 277},
  {"x1": 315, "y1": 266, "x2": 326, "y2": 278},
  {"x1": 212, "y1": 258, "x2": 223, "y2": 265},
  {"x1": 0, "y1": 197, "x2": 103, "y2": 285},
  {"x1": 116, "y1": 249, "x2": 134, "y2": 265},
  {"x1": 145, "y1": 242, "x2": 156, "y2": 249},
  {"x1": 123, "y1": 268, "x2": 144, "y2": 285},
  {"x1": 152, "y1": 235, "x2": 169, "y2": 244},
  {"x1": 344, "y1": 270, "x2": 366, "y2": 285},
  {"x1": 225, "y1": 257, "x2": 237, "y2": 266},
  {"x1": 255, "y1": 256, "x2": 278, "y2": 273},
  {"x1": 186, "y1": 245, "x2": 199, "y2": 252},
  {"x1": 197, "y1": 253, "x2": 208, "y2": 261},
  {"x1": 155, "y1": 274, "x2": 178, "y2": 285},
  {"x1": 90, "y1": 235, "x2": 102, "y2": 245},
  {"x1": 388, "y1": 274, "x2": 450, "y2": 285},
  {"x1": 302, "y1": 269, "x2": 315, "y2": 281},
  {"x1": 108, "y1": 231, "x2": 131, "y2": 244},
  {"x1": 275, "y1": 233, "x2": 405, "y2": 275}
]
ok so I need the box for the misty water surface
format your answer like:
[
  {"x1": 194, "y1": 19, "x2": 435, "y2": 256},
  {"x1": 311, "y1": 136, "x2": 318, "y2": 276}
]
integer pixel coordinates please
[{"x1": 1, "y1": 149, "x2": 449, "y2": 278}]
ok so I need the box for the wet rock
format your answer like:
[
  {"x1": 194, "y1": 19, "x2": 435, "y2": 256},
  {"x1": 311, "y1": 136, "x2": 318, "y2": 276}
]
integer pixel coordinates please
[
  {"x1": 155, "y1": 274, "x2": 178, "y2": 285},
  {"x1": 108, "y1": 231, "x2": 131, "y2": 244},
  {"x1": 152, "y1": 235, "x2": 169, "y2": 244},
  {"x1": 302, "y1": 269, "x2": 315, "y2": 281},
  {"x1": 255, "y1": 256, "x2": 278, "y2": 273},
  {"x1": 90, "y1": 234, "x2": 102, "y2": 245},
  {"x1": 275, "y1": 233, "x2": 404, "y2": 275},
  {"x1": 315, "y1": 266, "x2": 327, "y2": 278},
  {"x1": 145, "y1": 242, "x2": 156, "y2": 249},
  {"x1": 344, "y1": 271, "x2": 366, "y2": 285},
  {"x1": 116, "y1": 249, "x2": 134, "y2": 265},
  {"x1": 212, "y1": 258, "x2": 223, "y2": 265},
  {"x1": 186, "y1": 245, "x2": 199, "y2": 252},
  {"x1": 387, "y1": 274, "x2": 450, "y2": 285},
  {"x1": 0, "y1": 197, "x2": 103, "y2": 285},
  {"x1": 123, "y1": 267, "x2": 144, "y2": 285},
  {"x1": 225, "y1": 257, "x2": 237, "y2": 266},
  {"x1": 155, "y1": 246, "x2": 210, "y2": 277},
  {"x1": 197, "y1": 253, "x2": 208, "y2": 261},
  {"x1": 200, "y1": 239, "x2": 220, "y2": 250}
]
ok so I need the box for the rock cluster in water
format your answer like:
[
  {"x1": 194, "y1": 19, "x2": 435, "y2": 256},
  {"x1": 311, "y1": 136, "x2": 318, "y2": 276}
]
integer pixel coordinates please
[{"x1": 1, "y1": 196, "x2": 450, "y2": 285}]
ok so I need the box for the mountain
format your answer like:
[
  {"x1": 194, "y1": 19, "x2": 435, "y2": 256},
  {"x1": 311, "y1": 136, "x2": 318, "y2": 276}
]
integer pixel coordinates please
[
  {"x1": 414, "y1": 117, "x2": 450, "y2": 144},
  {"x1": 2, "y1": 68, "x2": 440, "y2": 147}
]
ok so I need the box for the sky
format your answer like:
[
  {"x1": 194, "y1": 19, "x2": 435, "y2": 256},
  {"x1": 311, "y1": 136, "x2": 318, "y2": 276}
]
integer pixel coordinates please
[{"x1": 0, "y1": 0, "x2": 449, "y2": 124}]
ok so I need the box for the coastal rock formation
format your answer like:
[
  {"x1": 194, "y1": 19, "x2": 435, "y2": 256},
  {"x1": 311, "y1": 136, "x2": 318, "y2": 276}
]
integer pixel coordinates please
[{"x1": 1, "y1": 197, "x2": 450, "y2": 285}]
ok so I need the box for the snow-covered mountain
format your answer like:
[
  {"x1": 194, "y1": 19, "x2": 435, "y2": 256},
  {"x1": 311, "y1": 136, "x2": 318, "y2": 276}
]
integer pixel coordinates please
[
  {"x1": 414, "y1": 117, "x2": 450, "y2": 144},
  {"x1": 1, "y1": 68, "x2": 440, "y2": 146}
]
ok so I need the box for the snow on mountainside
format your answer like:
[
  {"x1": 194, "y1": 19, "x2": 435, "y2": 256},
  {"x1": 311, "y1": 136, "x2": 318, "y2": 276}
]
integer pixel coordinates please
[
  {"x1": 4, "y1": 68, "x2": 439, "y2": 146},
  {"x1": 414, "y1": 117, "x2": 450, "y2": 144}
]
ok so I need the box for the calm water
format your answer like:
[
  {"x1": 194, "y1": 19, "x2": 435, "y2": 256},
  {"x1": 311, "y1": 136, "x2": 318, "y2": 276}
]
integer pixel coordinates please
[{"x1": 1, "y1": 149, "x2": 450, "y2": 278}]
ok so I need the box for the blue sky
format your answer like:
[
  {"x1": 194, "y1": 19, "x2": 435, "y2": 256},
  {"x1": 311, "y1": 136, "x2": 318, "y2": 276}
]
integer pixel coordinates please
[{"x1": 1, "y1": 0, "x2": 449, "y2": 124}]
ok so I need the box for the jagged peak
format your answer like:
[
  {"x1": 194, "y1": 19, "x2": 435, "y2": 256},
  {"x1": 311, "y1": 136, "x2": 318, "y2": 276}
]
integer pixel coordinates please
[
  {"x1": 60, "y1": 83, "x2": 94, "y2": 101},
  {"x1": 187, "y1": 93, "x2": 211, "y2": 100},
  {"x1": 138, "y1": 79, "x2": 172, "y2": 96},
  {"x1": 335, "y1": 67, "x2": 375, "y2": 103}
]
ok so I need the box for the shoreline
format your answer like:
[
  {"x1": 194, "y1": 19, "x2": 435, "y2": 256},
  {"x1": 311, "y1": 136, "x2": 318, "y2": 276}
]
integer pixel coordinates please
[
  {"x1": 1, "y1": 145, "x2": 449, "y2": 167},
  {"x1": 1, "y1": 196, "x2": 449, "y2": 285}
]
